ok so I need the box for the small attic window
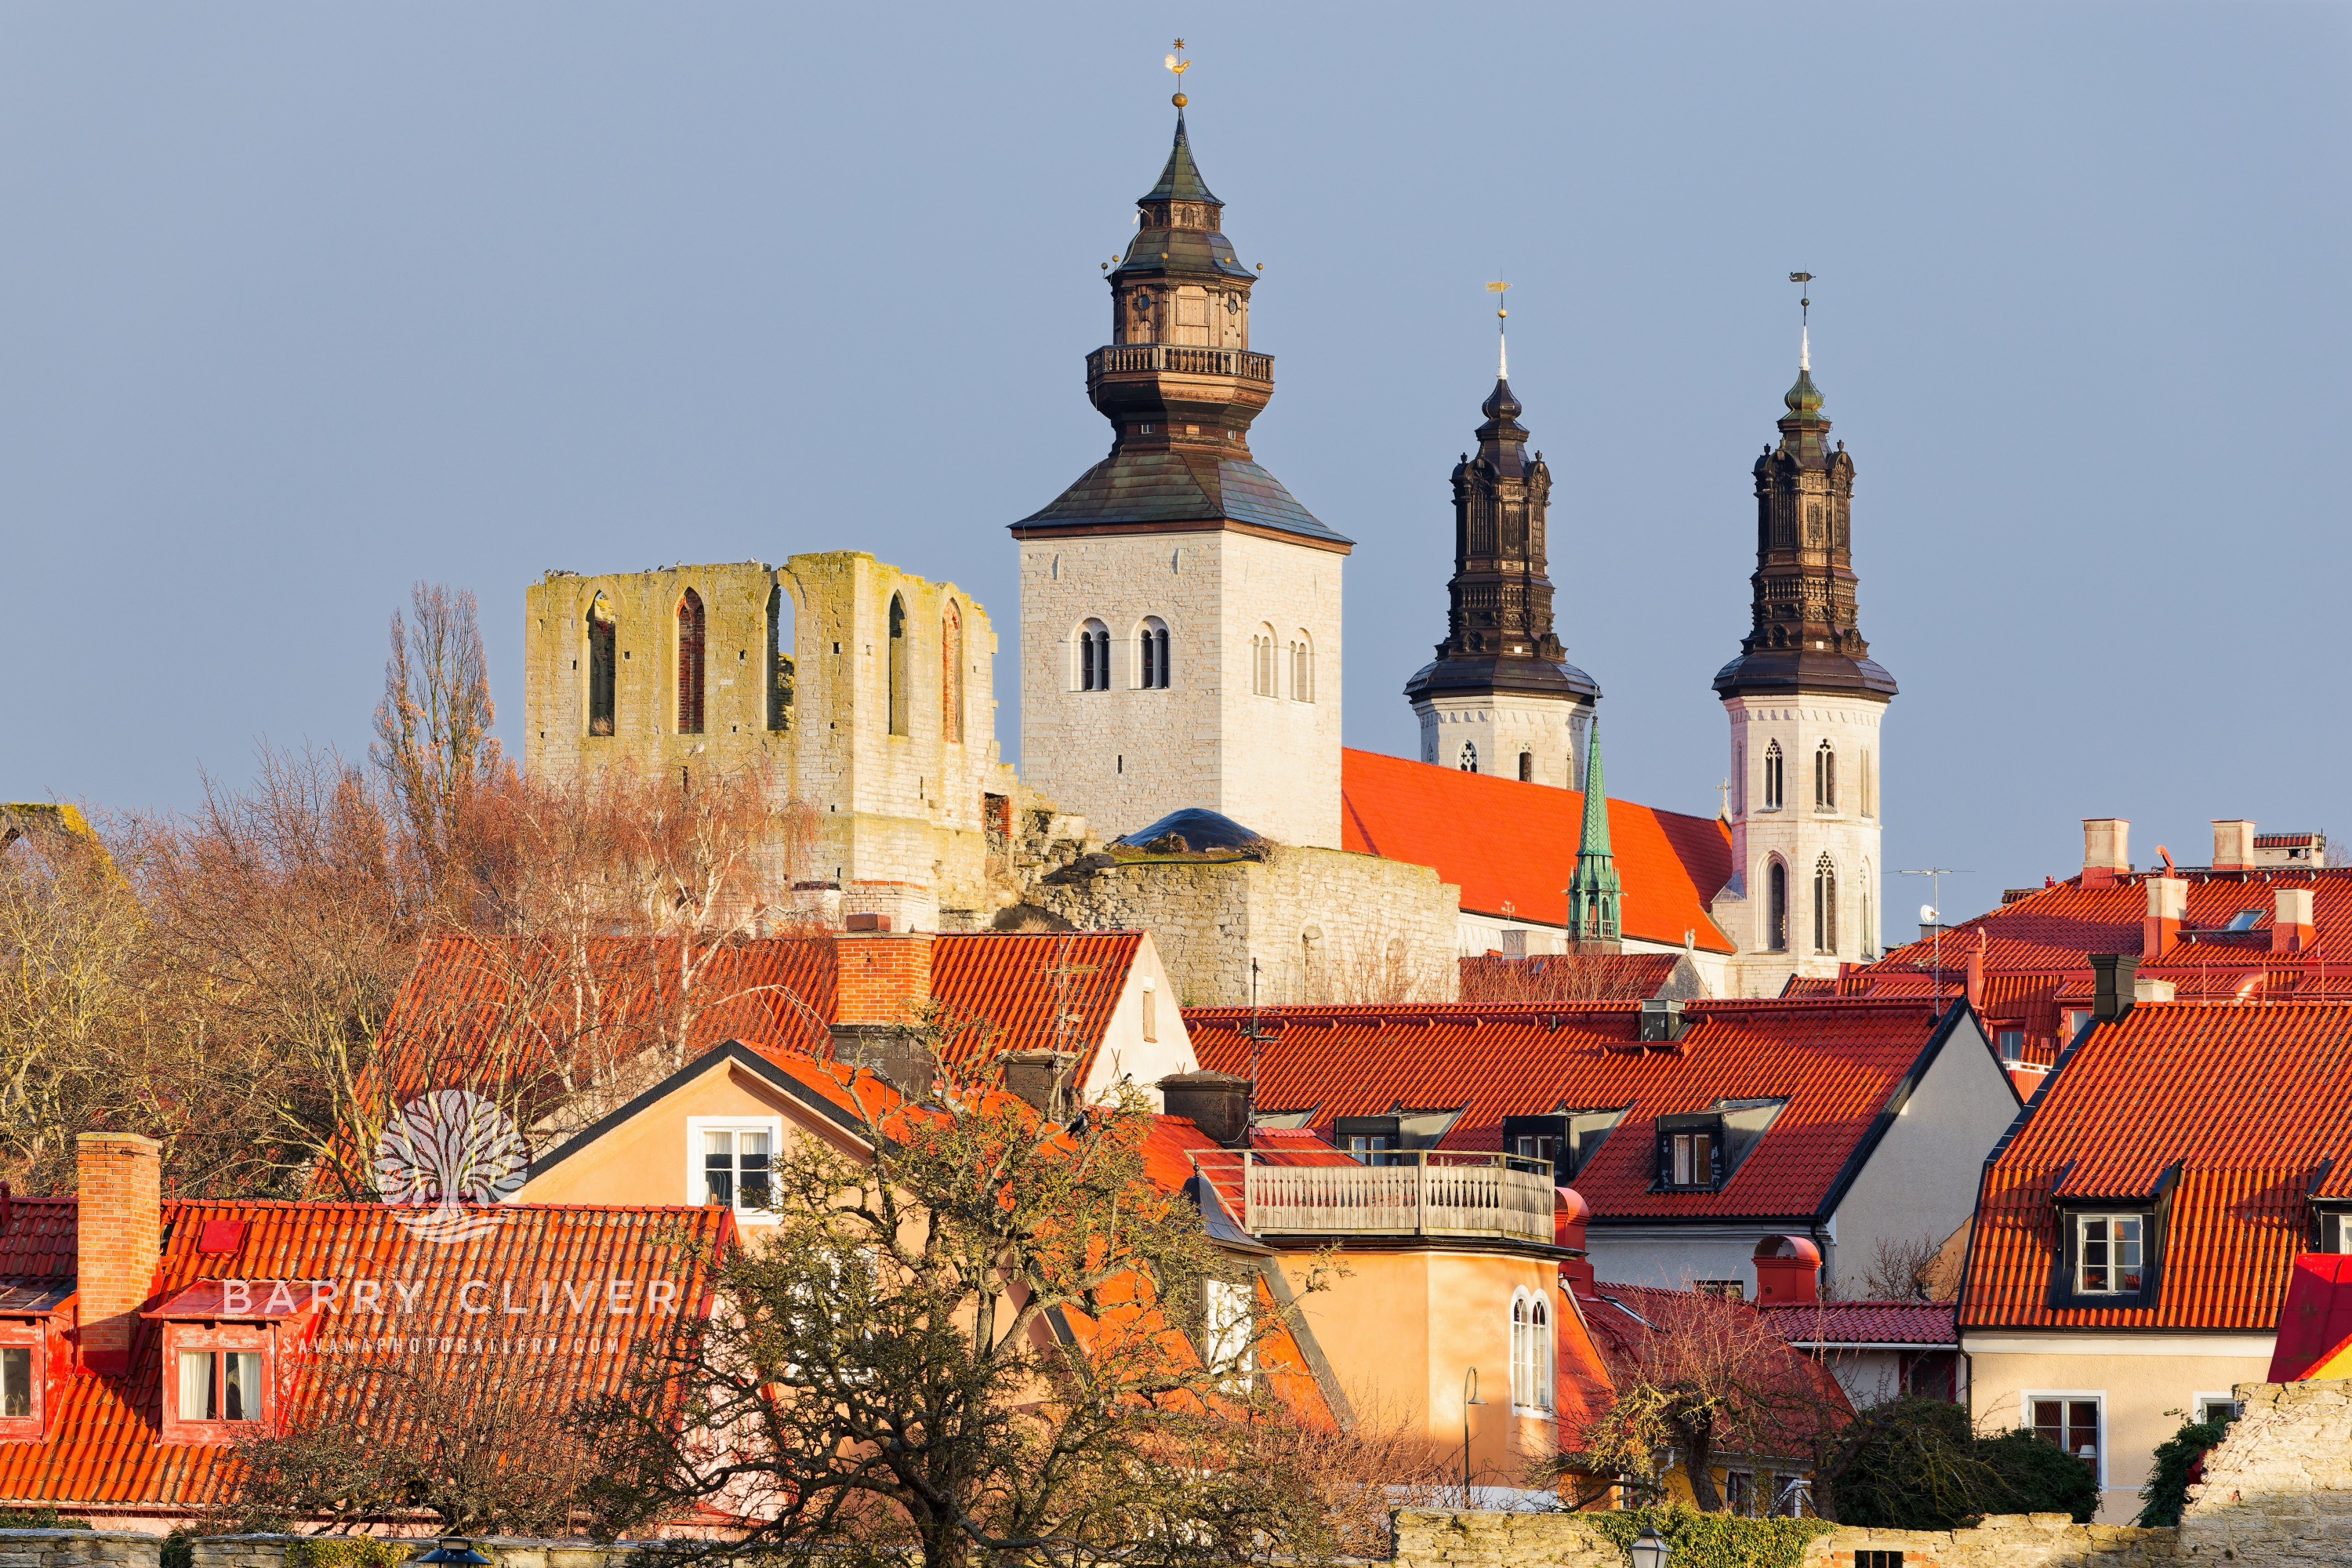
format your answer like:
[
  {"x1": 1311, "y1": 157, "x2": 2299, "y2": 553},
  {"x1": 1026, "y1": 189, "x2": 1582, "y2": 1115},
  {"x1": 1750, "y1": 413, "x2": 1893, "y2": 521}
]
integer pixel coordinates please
[{"x1": 2223, "y1": 909, "x2": 2262, "y2": 932}]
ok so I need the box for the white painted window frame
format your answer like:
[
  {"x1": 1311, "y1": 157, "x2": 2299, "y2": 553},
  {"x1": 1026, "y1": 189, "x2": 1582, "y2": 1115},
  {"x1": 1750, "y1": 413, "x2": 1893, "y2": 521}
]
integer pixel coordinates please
[
  {"x1": 2021, "y1": 1388, "x2": 2107, "y2": 1488},
  {"x1": 686, "y1": 1114, "x2": 786, "y2": 1224}
]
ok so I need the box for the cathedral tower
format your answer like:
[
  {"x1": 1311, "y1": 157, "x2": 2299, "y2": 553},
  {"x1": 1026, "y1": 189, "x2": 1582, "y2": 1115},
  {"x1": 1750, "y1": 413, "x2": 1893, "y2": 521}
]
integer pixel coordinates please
[
  {"x1": 1404, "y1": 320, "x2": 1597, "y2": 786},
  {"x1": 1710, "y1": 314, "x2": 1896, "y2": 992},
  {"x1": 1012, "y1": 92, "x2": 1349, "y2": 848}
]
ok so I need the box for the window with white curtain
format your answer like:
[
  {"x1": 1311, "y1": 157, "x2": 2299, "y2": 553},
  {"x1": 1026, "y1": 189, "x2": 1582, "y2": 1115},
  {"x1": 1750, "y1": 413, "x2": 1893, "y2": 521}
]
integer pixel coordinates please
[{"x1": 1509, "y1": 1290, "x2": 1552, "y2": 1412}]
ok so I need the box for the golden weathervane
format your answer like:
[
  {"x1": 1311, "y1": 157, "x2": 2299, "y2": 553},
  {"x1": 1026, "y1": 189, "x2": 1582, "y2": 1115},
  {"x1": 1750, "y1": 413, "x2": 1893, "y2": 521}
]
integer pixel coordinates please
[{"x1": 1165, "y1": 38, "x2": 1190, "y2": 107}]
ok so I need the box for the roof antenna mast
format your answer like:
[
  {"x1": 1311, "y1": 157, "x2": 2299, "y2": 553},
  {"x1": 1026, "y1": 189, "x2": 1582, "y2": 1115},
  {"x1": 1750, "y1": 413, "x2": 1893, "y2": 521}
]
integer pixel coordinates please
[
  {"x1": 1789, "y1": 271, "x2": 1813, "y2": 372},
  {"x1": 1487, "y1": 278, "x2": 1511, "y2": 379}
]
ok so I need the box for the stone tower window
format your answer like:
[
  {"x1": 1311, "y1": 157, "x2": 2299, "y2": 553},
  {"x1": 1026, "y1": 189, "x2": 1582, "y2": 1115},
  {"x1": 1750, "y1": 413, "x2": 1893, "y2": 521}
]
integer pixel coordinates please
[
  {"x1": 887, "y1": 594, "x2": 909, "y2": 735},
  {"x1": 942, "y1": 599, "x2": 965, "y2": 743},
  {"x1": 1077, "y1": 619, "x2": 1110, "y2": 692},
  {"x1": 1518, "y1": 751, "x2": 1534, "y2": 782},
  {"x1": 1815, "y1": 741, "x2": 1836, "y2": 811},
  {"x1": 1289, "y1": 631, "x2": 1314, "y2": 702},
  {"x1": 586, "y1": 593, "x2": 616, "y2": 737},
  {"x1": 1457, "y1": 740, "x2": 1479, "y2": 774},
  {"x1": 1252, "y1": 627, "x2": 1277, "y2": 698},
  {"x1": 1766, "y1": 858, "x2": 1788, "y2": 952},
  {"x1": 766, "y1": 583, "x2": 793, "y2": 733},
  {"x1": 677, "y1": 589, "x2": 707, "y2": 735},
  {"x1": 1813, "y1": 855, "x2": 1838, "y2": 954},
  {"x1": 1138, "y1": 617, "x2": 1170, "y2": 690},
  {"x1": 1860, "y1": 861, "x2": 1876, "y2": 960},
  {"x1": 1860, "y1": 748, "x2": 1875, "y2": 819},
  {"x1": 1762, "y1": 740, "x2": 1784, "y2": 811}
]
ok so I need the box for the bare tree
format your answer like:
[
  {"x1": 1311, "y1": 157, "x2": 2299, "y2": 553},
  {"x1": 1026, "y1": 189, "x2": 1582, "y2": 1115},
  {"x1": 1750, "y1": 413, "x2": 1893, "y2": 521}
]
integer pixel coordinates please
[
  {"x1": 1841, "y1": 1235, "x2": 1945, "y2": 1302},
  {"x1": 372, "y1": 581, "x2": 505, "y2": 907}
]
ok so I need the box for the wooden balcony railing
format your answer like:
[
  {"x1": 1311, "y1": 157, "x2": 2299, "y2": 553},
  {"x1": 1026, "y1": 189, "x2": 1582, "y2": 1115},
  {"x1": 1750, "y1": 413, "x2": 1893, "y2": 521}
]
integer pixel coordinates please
[
  {"x1": 1086, "y1": 343, "x2": 1276, "y2": 384},
  {"x1": 1238, "y1": 1151, "x2": 1555, "y2": 1243}
]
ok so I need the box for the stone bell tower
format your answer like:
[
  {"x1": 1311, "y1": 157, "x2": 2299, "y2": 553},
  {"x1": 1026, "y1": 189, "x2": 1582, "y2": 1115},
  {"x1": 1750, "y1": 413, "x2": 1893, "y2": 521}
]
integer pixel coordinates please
[
  {"x1": 1405, "y1": 314, "x2": 1598, "y2": 786},
  {"x1": 1011, "y1": 89, "x2": 1350, "y2": 848},
  {"x1": 1710, "y1": 307, "x2": 1897, "y2": 993}
]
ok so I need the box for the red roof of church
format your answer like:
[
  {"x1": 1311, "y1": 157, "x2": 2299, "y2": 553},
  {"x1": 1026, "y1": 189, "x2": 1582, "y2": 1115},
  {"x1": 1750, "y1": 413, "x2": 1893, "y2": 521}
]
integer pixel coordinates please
[
  {"x1": 1185, "y1": 999, "x2": 1962, "y2": 1222},
  {"x1": 1339, "y1": 749, "x2": 1734, "y2": 953},
  {"x1": 1959, "y1": 1000, "x2": 2352, "y2": 1333},
  {"x1": 0, "y1": 1200, "x2": 729, "y2": 1512}
]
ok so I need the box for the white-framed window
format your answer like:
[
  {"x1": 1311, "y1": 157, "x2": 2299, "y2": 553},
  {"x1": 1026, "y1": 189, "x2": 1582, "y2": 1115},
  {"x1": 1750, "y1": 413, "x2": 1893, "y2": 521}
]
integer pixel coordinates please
[
  {"x1": 1998, "y1": 1029, "x2": 2025, "y2": 1064},
  {"x1": 2321, "y1": 1211, "x2": 2352, "y2": 1254},
  {"x1": 2074, "y1": 1214, "x2": 2144, "y2": 1294},
  {"x1": 2194, "y1": 1392, "x2": 2244, "y2": 1426},
  {"x1": 2025, "y1": 1392, "x2": 2105, "y2": 1484},
  {"x1": 1509, "y1": 1288, "x2": 1552, "y2": 1413},
  {"x1": 688, "y1": 1116, "x2": 782, "y2": 1218}
]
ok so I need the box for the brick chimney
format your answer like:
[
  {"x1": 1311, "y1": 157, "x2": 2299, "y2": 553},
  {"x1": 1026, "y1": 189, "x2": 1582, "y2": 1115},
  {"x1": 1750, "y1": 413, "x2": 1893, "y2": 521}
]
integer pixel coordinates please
[
  {"x1": 998, "y1": 1050, "x2": 1078, "y2": 1118},
  {"x1": 2212, "y1": 820, "x2": 2256, "y2": 873},
  {"x1": 2143, "y1": 876, "x2": 2187, "y2": 960},
  {"x1": 830, "y1": 926, "x2": 938, "y2": 1096},
  {"x1": 2274, "y1": 887, "x2": 2316, "y2": 954},
  {"x1": 2082, "y1": 818, "x2": 2130, "y2": 887},
  {"x1": 1157, "y1": 1071, "x2": 1253, "y2": 1148},
  {"x1": 1965, "y1": 929, "x2": 1986, "y2": 1012},
  {"x1": 76, "y1": 1132, "x2": 161, "y2": 1376},
  {"x1": 1753, "y1": 1234, "x2": 1821, "y2": 1305}
]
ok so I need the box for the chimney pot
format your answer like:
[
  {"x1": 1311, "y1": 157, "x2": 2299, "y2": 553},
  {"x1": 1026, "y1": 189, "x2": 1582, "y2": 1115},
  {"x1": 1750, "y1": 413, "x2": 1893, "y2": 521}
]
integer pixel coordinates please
[
  {"x1": 2212, "y1": 819, "x2": 2256, "y2": 873},
  {"x1": 832, "y1": 930, "x2": 934, "y2": 1026},
  {"x1": 2082, "y1": 818, "x2": 2130, "y2": 887},
  {"x1": 2090, "y1": 953, "x2": 2140, "y2": 1022},
  {"x1": 2274, "y1": 886, "x2": 2316, "y2": 953},
  {"x1": 74, "y1": 1132, "x2": 161, "y2": 1376},
  {"x1": 844, "y1": 912, "x2": 891, "y2": 932},
  {"x1": 2143, "y1": 876, "x2": 2187, "y2": 960},
  {"x1": 2133, "y1": 977, "x2": 2176, "y2": 1004},
  {"x1": 1157, "y1": 1071, "x2": 1254, "y2": 1149},
  {"x1": 1639, "y1": 998, "x2": 1686, "y2": 1042},
  {"x1": 998, "y1": 1050, "x2": 1078, "y2": 1118}
]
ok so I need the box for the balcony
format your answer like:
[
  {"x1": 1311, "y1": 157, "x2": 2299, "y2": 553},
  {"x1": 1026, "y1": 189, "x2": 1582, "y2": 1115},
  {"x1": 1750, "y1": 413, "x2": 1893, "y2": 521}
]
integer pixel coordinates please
[
  {"x1": 1237, "y1": 1151, "x2": 1557, "y2": 1244},
  {"x1": 1087, "y1": 343, "x2": 1275, "y2": 385}
]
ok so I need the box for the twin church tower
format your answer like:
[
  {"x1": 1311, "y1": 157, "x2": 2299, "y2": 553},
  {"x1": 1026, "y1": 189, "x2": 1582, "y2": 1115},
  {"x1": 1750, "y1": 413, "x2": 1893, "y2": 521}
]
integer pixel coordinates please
[{"x1": 1013, "y1": 97, "x2": 1896, "y2": 985}]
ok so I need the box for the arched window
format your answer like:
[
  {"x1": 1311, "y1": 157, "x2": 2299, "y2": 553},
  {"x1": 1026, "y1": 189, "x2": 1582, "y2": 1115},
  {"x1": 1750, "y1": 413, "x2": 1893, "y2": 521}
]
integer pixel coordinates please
[
  {"x1": 942, "y1": 600, "x2": 964, "y2": 742},
  {"x1": 1138, "y1": 617, "x2": 1170, "y2": 689},
  {"x1": 1766, "y1": 858, "x2": 1788, "y2": 952},
  {"x1": 1253, "y1": 626, "x2": 1278, "y2": 697},
  {"x1": 1077, "y1": 619, "x2": 1110, "y2": 692},
  {"x1": 1815, "y1": 740, "x2": 1835, "y2": 811},
  {"x1": 765, "y1": 583, "x2": 793, "y2": 733},
  {"x1": 676, "y1": 589, "x2": 706, "y2": 735},
  {"x1": 586, "y1": 593, "x2": 616, "y2": 736},
  {"x1": 887, "y1": 594, "x2": 909, "y2": 735},
  {"x1": 1518, "y1": 751, "x2": 1533, "y2": 782},
  {"x1": 1509, "y1": 1290, "x2": 1552, "y2": 1412},
  {"x1": 1289, "y1": 631, "x2": 1314, "y2": 702},
  {"x1": 1814, "y1": 854, "x2": 1838, "y2": 954},
  {"x1": 1458, "y1": 740, "x2": 1479, "y2": 774},
  {"x1": 1860, "y1": 861, "x2": 1877, "y2": 960},
  {"x1": 1763, "y1": 740, "x2": 1784, "y2": 811},
  {"x1": 1861, "y1": 747, "x2": 1875, "y2": 819}
]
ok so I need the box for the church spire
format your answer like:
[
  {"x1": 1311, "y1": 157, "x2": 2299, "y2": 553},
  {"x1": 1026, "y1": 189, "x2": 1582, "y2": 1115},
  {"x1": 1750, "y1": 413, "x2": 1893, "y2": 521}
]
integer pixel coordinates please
[
  {"x1": 1711, "y1": 289, "x2": 1896, "y2": 702},
  {"x1": 1567, "y1": 721, "x2": 1621, "y2": 946}
]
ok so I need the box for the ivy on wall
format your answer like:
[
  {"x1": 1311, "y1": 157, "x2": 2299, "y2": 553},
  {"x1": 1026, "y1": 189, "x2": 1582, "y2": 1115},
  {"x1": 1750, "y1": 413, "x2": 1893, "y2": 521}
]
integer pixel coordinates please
[{"x1": 1586, "y1": 1504, "x2": 1835, "y2": 1568}]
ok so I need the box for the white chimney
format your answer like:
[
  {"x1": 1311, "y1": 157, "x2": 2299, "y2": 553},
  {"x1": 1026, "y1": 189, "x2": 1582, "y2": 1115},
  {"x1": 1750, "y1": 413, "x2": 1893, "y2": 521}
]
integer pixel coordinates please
[
  {"x1": 2082, "y1": 818, "x2": 2130, "y2": 887},
  {"x1": 2212, "y1": 820, "x2": 2256, "y2": 872}
]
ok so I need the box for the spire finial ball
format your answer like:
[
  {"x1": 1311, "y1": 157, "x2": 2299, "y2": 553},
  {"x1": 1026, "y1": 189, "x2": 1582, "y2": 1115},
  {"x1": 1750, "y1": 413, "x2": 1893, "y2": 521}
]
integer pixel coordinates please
[{"x1": 1172, "y1": 93, "x2": 1187, "y2": 107}]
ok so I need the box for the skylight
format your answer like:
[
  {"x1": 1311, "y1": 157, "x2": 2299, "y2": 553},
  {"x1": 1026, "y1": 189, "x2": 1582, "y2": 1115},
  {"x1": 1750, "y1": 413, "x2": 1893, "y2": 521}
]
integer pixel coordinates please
[{"x1": 2223, "y1": 909, "x2": 2262, "y2": 932}]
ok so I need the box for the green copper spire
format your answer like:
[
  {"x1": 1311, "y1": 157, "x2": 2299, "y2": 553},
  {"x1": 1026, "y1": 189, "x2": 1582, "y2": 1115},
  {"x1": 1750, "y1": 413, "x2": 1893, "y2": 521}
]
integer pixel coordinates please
[
  {"x1": 1567, "y1": 721, "x2": 1622, "y2": 946},
  {"x1": 1144, "y1": 108, "x2": 1218, "y2": 204}
]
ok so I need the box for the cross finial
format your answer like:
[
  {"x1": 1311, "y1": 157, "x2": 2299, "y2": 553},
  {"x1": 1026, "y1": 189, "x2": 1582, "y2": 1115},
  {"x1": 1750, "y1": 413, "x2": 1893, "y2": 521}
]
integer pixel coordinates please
[
  {"x1": 1164, "y1": 40, "x2": 1191, "y2": 107},
  {"x1": 1486, "y1": 279, "x2": 1510, "y2": 379},
  {"x1": 1717, "y1": 777, "x2": 1732, "y2": 819}
]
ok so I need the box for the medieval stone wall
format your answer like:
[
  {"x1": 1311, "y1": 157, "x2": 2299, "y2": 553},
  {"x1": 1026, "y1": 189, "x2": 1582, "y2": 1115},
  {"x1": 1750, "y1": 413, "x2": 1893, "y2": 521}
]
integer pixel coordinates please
[
  {"x1": 1389, "y1": 1509, "x2": 2175, "y2": 1568},
  {"x1": 1030, "y1": 844, "x2": 1456, "y2": 1007},
  {"x1": 0, "y1": 1531, "x2": 162, "y2": 1568},
  {"x1": 2177, "y1": 1379, "x2": 2352, "y2": 1564}
]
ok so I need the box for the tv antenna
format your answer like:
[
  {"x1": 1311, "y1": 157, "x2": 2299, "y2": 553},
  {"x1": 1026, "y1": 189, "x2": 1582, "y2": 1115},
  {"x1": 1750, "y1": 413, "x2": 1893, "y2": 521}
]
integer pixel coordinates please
[{"x1": 1896, "y1": 867, "x2": 1969, "y2": 1009}]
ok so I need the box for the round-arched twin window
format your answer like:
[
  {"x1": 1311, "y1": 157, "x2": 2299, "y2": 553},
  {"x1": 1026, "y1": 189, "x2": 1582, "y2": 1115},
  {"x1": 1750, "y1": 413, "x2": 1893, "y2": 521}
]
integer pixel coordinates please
[
  {"x1": 1138, "y1": 617, "x2": 1171, "y2": 689},
  {"x1": 1076, "y1": 619, "x2": 1110, "y2": 691}
]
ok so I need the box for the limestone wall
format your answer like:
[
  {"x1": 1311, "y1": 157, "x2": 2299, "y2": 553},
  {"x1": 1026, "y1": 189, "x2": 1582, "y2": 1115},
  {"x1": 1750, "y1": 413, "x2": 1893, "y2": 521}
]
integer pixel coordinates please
[
  {"x1": 0, "y1": 1532, "x2": 161, "y2": 1568},
  {"x1": 1032, "y1": 844, "x2": 1458, "y2": 1008},
  {"x1": 1389, "y1": 1509, "x2": 2173, "y2": 1568},
  {"x1": 2177, "y1": 1379, "x2": 2352, "y2": 1564},
  {"x1": 186, "y1": 1539, "x2": 653, "y2": 1568}
]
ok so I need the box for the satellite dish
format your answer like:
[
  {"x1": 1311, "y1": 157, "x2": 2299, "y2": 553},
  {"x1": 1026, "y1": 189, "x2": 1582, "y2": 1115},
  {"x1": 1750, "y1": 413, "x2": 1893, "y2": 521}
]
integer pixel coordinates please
[{"x1": 1919, "y1": 904, "x2": 1938, "y2": 924}]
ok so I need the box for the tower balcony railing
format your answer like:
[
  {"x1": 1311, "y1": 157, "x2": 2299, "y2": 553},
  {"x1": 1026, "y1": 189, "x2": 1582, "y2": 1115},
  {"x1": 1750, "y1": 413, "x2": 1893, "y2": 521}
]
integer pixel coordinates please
[
  {"x1": 1087, "y1": 343, "x2": 1275, "y2": 385},
  {"x1": 1231, "y1": 1150, "x2": 1555, "y2": 1243}
]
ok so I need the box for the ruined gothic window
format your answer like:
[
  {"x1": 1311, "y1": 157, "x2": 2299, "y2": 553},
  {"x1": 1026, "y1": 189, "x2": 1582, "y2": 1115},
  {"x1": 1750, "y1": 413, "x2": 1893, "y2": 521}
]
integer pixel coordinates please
[
  {"x1": 1078, "y1": 619, "x2": 1110, "y2": 692},
  {"x1": 887, "y1": 594, "x2": 909, "y2": 735},
  {"x1": 1815, "y1": 740, "x2": 1835, "y2": 811},
  {"x1": 1289, "y1": 631, "x2": 1313, "y2": 702},
  {"x1": 942, "y1": 599, "x2": 964, "y2": 742},
  {"x1": 586, "y1": 593, "x2": 616, "y2": 736},
  {"x1": 1457, "y1": 740, "x2": 1478, "y2": 774},
  {"x1": 1814, "y1": 855, "x2": 1838, "y2": 954},
  {"x1": 1766, "y1": 858, "x2": 1788, "y2": 952},
  {"x1": 1138, "y1": 617, "x2": 1170, "y2": 689},
  {"x1": 766, "y1": 583, "x2": 793, "y2": 732},
  {"x1": 1762, "y1": 740, "x2": 1784, "y2": 811},
  {"x1": 676, "y1": 589, "x2": 706, "y2": 735}
]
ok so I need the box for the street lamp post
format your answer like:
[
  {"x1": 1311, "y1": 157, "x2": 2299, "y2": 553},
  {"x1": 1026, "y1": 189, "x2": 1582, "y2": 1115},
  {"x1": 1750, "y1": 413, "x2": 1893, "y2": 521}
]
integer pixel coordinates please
[
  {"x1": 1628, "y1": 1527, "x2": 1671, "y2": 1568},
  {"x1": 1461, "y1": 1367, "x2": 1486, "y2": 1510},
  {"x1": 414, "y1": 1544, "x2": 492, "y2": 1568}
]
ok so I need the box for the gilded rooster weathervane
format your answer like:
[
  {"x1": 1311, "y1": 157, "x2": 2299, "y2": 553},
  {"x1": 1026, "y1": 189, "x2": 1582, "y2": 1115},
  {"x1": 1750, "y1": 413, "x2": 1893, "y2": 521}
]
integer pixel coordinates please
[{"x1": 1165, "y1": 38, "x2": 1189, "y2": 107}]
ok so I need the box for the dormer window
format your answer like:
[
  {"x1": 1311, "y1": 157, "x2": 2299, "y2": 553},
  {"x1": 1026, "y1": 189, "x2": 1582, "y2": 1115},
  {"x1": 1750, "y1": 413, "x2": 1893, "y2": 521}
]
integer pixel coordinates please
[
  {"x1": 1504, "y1": 1108, "x2": 1626, "y2": 1181},
  {"x1": 1657, "y1": 1114, "x2": 1723, "y2": 1190},
  {"x1": 2074, "y1": 1214, "x2": 2143, "y2": 1294},
  {"x1": 149, "y1": 1279, "x2": 318, "y2": 1443},
  {"x1": 2314, "y1": 1207, "x2": 2352, "y2": 1254},
  {"x1": 0, "y1": 1287, "x2": 69, "y2": 1442}
]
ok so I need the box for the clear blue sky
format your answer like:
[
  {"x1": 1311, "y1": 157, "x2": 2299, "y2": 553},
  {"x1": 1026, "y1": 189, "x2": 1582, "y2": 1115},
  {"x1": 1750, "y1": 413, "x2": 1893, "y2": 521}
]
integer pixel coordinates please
[{"x1": 3, "y1": 3, "x2": 2346, "y2": 926}]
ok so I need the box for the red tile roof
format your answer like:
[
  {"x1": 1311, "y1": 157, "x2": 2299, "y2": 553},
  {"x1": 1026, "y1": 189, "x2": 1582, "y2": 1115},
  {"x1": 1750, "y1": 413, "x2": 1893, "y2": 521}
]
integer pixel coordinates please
[
  {"x1": 1459, "y1": 953, "x2": 1683, "y2": 1002},
  {"x1": 1340, "y1": 749, "x2": 1733, "y2": 952},
  {"x1": 1958, "y1": 1000, "x2": 2352, "y2": 1332},
  {"x1": 0, "y1": 1200, "x2": 730, "y2": 1512},
  {"x1": 1185, "y1": 1000, "x2": 1958, "y2": 1221},
  {"x1": 1759, "y1": 1300, "x2": 1958, "y2": 1348},
  {"x1": 0, "y1": 1198, "x2": 75, "y2": 1281}
]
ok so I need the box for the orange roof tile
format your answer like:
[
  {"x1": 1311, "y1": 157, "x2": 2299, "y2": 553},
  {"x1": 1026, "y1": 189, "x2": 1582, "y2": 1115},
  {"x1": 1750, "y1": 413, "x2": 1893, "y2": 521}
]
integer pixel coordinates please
[
  {"x1": 0, "y1": 1200, "x2": 729, "y2": 1512},
  {"x1": 1959, "y1": 1000, "x2": 2352, "y2": 1332},
  {"x1": 1340, "y1": 749, "x2": 1733, "y2": 952},
  {"x1": 1185, "y1": 999, "x2": 1961, "y2": 1221}
]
